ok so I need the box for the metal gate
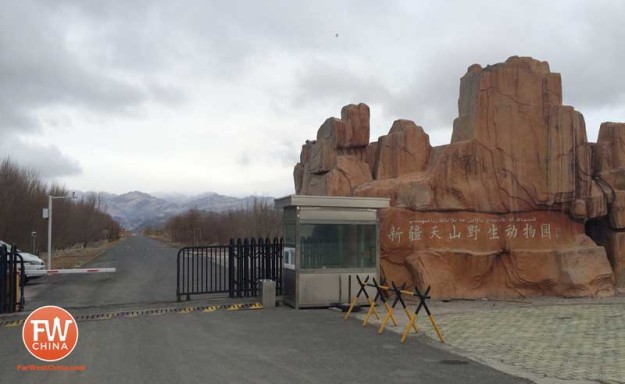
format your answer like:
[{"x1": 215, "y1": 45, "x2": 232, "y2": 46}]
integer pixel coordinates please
[
  {"x1": 177, "y1": 237, "x2": 282, "y2": 301},
  {"x1": 1, "y1": 244, "x2": 25, "y2": 314}
]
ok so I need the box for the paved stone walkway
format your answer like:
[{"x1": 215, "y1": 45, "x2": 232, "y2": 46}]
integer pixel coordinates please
[{"x1": 353, "y1": 298, "x2": 625, "y2": 383}]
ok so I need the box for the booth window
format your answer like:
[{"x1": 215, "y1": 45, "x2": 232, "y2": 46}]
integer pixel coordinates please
[
  {"x1": 283, "y1": 224, "x2": 296, "y2": 267},
  {"x1": 300, "y1": 223, "x2": 376, "y2": 269}
]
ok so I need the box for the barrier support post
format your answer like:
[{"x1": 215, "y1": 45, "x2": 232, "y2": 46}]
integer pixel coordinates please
[
  {"x1": 401, "y1": 286, "x2": 444, "y2": 344},
  {"x1": 361, "y1": 278, "x2": 383, "y2": 325},
  {"x1": 378, "y1": 282, "x2": 418, "y2": 335},
  {"x1": 369, "y1": 278, "x2": 397, "y2": 330},
  {"x1": 344, "y1": 275, "x2": 380, "y2": 321}
]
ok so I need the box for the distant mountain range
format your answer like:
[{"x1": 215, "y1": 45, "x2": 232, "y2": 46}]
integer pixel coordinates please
[{"x1": 79, "y1": 191, "x2": 275, "y2": 231}]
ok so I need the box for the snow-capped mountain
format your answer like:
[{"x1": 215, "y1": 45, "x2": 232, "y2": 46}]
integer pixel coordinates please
[{"x1": 84, "y1": 191, "x2": 274, "y2": 231}]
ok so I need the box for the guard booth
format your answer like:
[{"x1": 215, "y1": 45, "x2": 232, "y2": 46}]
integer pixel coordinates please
[{"x1": 274, "y1": 195, "x2": 390, "y2": 309}]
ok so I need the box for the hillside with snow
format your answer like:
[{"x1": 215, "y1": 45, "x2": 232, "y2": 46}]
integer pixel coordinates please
[{"x1": 82, "y1": 191, "x2": 274, "y2": 231}]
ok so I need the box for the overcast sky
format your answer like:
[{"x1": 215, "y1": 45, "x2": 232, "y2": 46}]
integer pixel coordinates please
[{"x1": 1, "y1": 1, "x2": 624, "y2": 197}]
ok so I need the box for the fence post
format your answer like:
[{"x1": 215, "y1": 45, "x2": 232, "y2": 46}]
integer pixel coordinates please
[
  {"x1": 0, "y1": 245, "x2": 6, "y2": 313},
  {"x1": 0, "y1": 245, "x2": 25, "y2": 313},
  {"x1": 243, "y1": 238, "x2": 250, "y2": 297},
  {"x1": 236, "y1": 238, "x2": 243, "y2": 297},
  {"x1": 277, "y1": 237, "x2": 283, "y2": 295},
  {"x1": 176, "y1": 248, "x2": 181, "y2": 301},
  {"x1": 228, "y1": 239, "x2": 235, "y2": 298},
  {"x1": 250, "y1": 238, "x2": 256, "y2": 297},
  {"x1": 14, "y1": 250, "x2": 25, "y2": 312},
  {"x1": 8, "y1": 246, "x2": 16, "y2": 313},
  {"x1": 262, "y1": 237, "x2": 269, "y2": 281}
]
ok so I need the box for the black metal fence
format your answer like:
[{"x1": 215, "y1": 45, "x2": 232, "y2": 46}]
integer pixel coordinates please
[
  {"x1": 230, "y1": 237, "x2": 283, "y2": 298},
  {"x1": 177, "y1": 245, "x2": 230, "y2": 301},
  {"x1": 177, "y1": 237, "x2": 283, "y2": 301},
  {"x1": 0, "y1": 244, "x2": 25, "y2": 314}
]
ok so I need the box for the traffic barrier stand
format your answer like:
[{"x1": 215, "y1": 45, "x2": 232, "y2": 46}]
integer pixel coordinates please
[
  {"x1": 401, "y1": 286, "x2": 445, "y2": 344},
  {"x1": 343, "y1": 275, "x2": 380, "y2": 321},
  {"x1": 362, "y1": 277, "x2": 395, "y2": 327},
  {"x1": 378, "y1": 281, "x2": 419, "y2": 335}
]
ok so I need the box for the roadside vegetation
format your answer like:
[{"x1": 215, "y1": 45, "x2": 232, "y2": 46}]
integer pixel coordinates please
[
  {"x1": 153, "y1": 199, "x2": 282, "y2": 245},
  {"x1": 0, "y1": 158, "x2": 122, "y2": 254}
]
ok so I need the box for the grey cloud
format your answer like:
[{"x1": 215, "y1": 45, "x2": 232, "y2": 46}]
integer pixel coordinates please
[
  {"x1": 380, "y1": 62, "x2": 460, "y2": 132},
  {"x1": 553, "y1": 2, "x2": 625, "y2": 110},
  {"x1": 6, "y1": 0, "x2": 625, "y2": 137},
  {"x1": 2, "y1": 0, "x2": 625, "y2": 195},
  {"x1": 289, "y1": 0, "x2": 625, "y2": 137},
  {"x1": 146, "y1": 81, "x2": 187, "y2": 106},
  {"x1": 0, "y1": 1, "x2": 187, "y2": 136},
  {"x1": 53, "y1": 1, "x2": 399, "y2": 79},
  {"x1": 291, "y1": 60, "x2": 392, "y2": 109},
  {"x1": 273, "y1": 140, "x2": 301, "y2": 168},
  {"x1": 0, "y1": 0, "x2": 189, "y2": 175},
  {"x1": 236, "y1": 153, "x2": 251, "y2": 167},
  {"x1": 290, "y1": 58, "x2": 457, "y2": 136},
  {"x1": 1, "y1": 138, "x2": 82, "y2": 178},
  {"x1": 0, "y1": 105, "x2": 37, "y2": 134}
]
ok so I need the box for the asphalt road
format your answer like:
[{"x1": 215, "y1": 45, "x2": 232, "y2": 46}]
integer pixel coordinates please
[
  {"x1": 0, "y1": 235, "x2": 532, "y2": 383},
  {"x1": 0, "y1": 306, "x2": 532, "y2": 384},
  {"x1": 24, "y1": 235, "x2": 179, "y2": 309}
]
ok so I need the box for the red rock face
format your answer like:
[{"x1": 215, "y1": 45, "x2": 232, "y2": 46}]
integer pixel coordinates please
[
  {"x1": 373, "y1": 120, "x2": 431, "y2": 180},
  {"x1": 294, "y1": 103, "x2": 373, "y2": 196},
  {"x1": 294, "y1": 56, "x2": 625, "y2": 297},
  {"x1": 379, "y1": 209, "x2": 614, "y2": 298},
  {"x1": 593, "y1": 122, "x2": 625, "y2": 292}
]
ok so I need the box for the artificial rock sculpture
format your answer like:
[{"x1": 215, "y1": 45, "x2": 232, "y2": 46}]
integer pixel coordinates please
[{"x1": 294, "y1": 56, "x2": 623, "y2": 298}]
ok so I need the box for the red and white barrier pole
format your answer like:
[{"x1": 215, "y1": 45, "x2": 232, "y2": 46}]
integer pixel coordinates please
[{"x1": 46, "y1": 268, "x2": 116, "y2": 274}]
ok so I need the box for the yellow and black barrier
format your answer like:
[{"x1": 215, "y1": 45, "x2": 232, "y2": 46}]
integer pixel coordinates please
[
  {"x1": 343, "y1": 275, "x2": 444, "y2": 344},
  {"x1": 400, "y1": 285, "x2": 445, "y2": 344},
  {"x1": 343, "y1": 275, "x2": 381, "y2": 321},
  {"x1": 362, "y1": 277, "x2": 396, "y2": 327},
  {"x1": 378, "y1": 281, "x2": 418, "y2": 336}
]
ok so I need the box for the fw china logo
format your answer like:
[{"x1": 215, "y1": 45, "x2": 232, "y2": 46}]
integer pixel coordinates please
[{"x1": 22, "y1": 306, "x2": 79, "y2": 362}]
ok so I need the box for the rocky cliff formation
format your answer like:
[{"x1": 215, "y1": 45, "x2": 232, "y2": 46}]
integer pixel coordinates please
[{"x1": 294, "y1": 56, "x2": 623, "y2": 298}]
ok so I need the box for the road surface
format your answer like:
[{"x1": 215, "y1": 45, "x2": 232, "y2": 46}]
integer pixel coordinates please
[
  {"x1": 0, "y1": 236, "x2": 532, "y2": 383},
  {"x1": 24, "y1": 235, "x2": 179, "y2": 309}
]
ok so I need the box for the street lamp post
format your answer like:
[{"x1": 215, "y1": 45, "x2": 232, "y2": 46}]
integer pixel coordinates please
[
  {"x1": 192, "y1": 227, "x2": 201, "y2": 246},
  {"x1": 46, "y1": 192, "x2": 76, "y2": 270}
]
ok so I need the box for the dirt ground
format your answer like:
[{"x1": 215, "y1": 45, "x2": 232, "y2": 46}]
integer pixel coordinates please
[{"x1": 50, "y1": 240, "x2": 120, "y2": 269}]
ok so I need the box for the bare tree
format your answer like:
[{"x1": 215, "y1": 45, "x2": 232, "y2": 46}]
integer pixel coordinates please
[
  {"x1": 163, "y1": 198, "x2": 282, "y2": 245},
  {"x1": 0, "y1": 158, "x2": 122, "y2": 253}
]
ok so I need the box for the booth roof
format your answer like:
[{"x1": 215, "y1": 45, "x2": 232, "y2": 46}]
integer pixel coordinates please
[{"x1": 274, "y1": 195, "x2": 390, "y2": 210}]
